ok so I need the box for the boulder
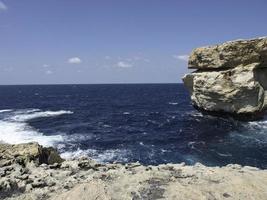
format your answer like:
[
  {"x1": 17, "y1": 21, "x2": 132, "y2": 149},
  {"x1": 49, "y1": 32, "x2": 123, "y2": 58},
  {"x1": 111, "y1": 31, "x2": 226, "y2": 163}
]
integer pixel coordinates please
[
  {"x1": 0, "y1": 142, "x2": 64, "y2": 166},
  {"x1": 39, "y1": 146, "x2": 64, "y2": 165},
  {"x1": 183, "y1": 37, "x2": 267, "y2": 119}
]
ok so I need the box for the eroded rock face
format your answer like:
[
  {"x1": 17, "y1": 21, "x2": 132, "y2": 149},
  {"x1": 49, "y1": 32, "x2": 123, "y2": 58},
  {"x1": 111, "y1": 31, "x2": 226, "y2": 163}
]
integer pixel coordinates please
[
  {"x1": 0, "y1": 142, "x2": 64, "y2": 167},
  {"x1": 183, "y1": 37, "x2": 267, "y2": 119},
  {"x1": 188, "y1": 37, "x2": 267, "y2": 69}
]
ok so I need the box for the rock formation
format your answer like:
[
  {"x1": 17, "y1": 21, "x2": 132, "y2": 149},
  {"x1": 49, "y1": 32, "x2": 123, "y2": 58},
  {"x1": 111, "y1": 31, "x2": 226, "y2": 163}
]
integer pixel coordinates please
[
  {"x1": 183, "y1": 37, "x2": 267, "y2": 119},
  {"x1": 0, "y1": 142, "x2": 64, "y2": 167},
  {"x1": 1, "y1": 143, "x2": 267, "y2": 200}
]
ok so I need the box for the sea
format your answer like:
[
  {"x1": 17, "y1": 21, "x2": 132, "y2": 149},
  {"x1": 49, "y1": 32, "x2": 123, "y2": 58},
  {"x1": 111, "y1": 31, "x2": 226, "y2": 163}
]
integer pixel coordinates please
[{"x1": 0, "y1": 84, "x2": 266, "y2": 169}]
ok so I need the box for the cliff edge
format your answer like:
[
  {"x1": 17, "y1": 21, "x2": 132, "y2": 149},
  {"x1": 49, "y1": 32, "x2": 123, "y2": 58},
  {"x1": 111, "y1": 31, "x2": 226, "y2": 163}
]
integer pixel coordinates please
[
  {"x1": 183, "y1": 37, "x2": 267, "y2": 119},
  {"x1": 1, "y1": 143, "x2": 267, "y2": 200}
]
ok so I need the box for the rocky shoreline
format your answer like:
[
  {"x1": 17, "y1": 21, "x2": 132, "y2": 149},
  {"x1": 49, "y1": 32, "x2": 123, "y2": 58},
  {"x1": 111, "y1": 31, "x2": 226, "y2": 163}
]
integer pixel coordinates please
[{"x1": 1, "y1": 143, "x2": 267, "y2": 200}]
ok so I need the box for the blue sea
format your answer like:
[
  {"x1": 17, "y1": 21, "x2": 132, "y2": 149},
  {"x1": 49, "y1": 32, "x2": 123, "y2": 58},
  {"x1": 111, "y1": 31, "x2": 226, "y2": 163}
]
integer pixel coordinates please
[{"x1": 0, "y1": 84, "x2": 266, "y2": 168}]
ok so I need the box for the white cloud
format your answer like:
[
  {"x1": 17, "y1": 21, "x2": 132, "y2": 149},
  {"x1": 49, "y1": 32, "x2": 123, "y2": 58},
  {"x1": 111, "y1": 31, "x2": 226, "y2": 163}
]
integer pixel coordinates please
[
  {"x1": 45, "y1": 70, "x2": 53, "y2": 75},
  {"x1": 133, "y1": 56, "x2": 150, "y2": 62},
  {"x1": 0, "y1": 1, "x2": 7, "y2": 11},
  {"x1": 3, "y1": 66, "x2": 13, "y2": 72},
  {"x1": 173, "y1": 54, "x2": 189, "y2": 61},
  {"x1": 117, "y1": 61, "x2": 132, "y2": 68},
  {"x1": 68, "y1": 57, "x2": 82, "y2": 64},
  {"x1": 43, "y1": 64, "x2": 50, "y2": 68},
  {"x1": 143, "y1": 58, "x2": 150, "y2": 63}
]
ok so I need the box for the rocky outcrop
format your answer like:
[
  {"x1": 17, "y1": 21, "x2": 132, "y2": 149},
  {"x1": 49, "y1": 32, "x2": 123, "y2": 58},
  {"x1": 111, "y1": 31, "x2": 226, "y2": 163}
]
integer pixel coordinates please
[
  {"x1": 183, "y1": 37, "x2": 267, "y2": 119},
  {"x1": 1, "y1": 143, "x2": 267, "y2": 200},
  {"x1": 188, "y1": 37, "x2": 267, "y2": 69},
  {"x1": 0, "y1": 142, "x2": 64, "y2": 167}
]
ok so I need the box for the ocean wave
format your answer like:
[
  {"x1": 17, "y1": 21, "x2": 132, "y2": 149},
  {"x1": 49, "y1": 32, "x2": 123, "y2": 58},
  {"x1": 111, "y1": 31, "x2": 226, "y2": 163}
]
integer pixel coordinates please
[
  {"x1": 216, "y1": 152, "x2": 232, "y2": 157},
  {"x1": 64, "y1": 133, "x2": 93, "y2": 142},
  {"x1": 10, "y1": 110, "x2": 73, "y2": 122},
  {"x1": 186, "y1": 110, "x2": 204, "y2": 117},
  {"x1": 0, "y1": 109, "x2": 73, "y2": 146},
  {"x1": 247, "y1": 118, "x2": 267, "y2": 129},
  {"x1": 0, "y1": 109, "x2": 13, "y2": 113},
  {"x1": 60, "y1": 148, "x2": 95, "y2": 159},
  {"x1": 168, "y1": 102, "x2": 178, "y2": 105},
  {"x1": 61, "y1": 148, "x2": 130, "y2": 163},
  {"x1": 0, "y1": 121, "x2": 63, "y2": 146}
]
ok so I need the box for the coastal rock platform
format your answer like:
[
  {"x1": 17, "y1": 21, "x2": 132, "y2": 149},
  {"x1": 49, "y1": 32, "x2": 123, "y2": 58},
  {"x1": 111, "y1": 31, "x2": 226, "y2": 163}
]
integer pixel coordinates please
[{"x1": 1, "y1": 143, "x2": 267, "y2": 200}]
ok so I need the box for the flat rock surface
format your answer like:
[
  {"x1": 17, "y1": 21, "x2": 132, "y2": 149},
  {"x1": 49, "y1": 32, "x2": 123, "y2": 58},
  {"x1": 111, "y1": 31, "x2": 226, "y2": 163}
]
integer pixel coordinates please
[
  {"x1": 1, "y1": 143, "x2": 267, "y2": 200},
  {"x1": 189, "y1": 37, "x2": 267, "y2": 69}
]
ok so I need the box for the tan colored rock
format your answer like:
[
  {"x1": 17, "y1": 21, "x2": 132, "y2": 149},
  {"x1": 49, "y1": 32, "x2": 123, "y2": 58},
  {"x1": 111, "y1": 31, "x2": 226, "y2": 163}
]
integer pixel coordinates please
[
  {"x1": 183, "y1": 63, "x2": 267, "y2": 115},
  {"x1": 183, "y1": 37, "x2": 267, "y2": 118},
  {"x1": 0, "y1": 142, "x2": 63, "y2": 166},
  {"x1": 0, "y1": 143, "x2": 40, "y2": 162},
  {"x1": 189, "y1": 37, "x2": 267, "y2": 69},
  {"x1": 51, "y1": 181, "x2": 111, "y2": 200},
  {"x1": 50, "y1": 163, "x2": 267, "y2": 200},
  {"x1": 0, "y1": 142, "x2": 266, "y2": 200}
]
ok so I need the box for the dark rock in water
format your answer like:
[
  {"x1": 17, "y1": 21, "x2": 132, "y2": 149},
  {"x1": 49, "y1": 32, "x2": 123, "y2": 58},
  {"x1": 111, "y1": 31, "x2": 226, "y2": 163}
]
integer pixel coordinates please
[
  {"x1": 39, "y1": 146, "x2": 64, "y2": 165},
  {"x1": 183, "y1": 36, "x2": 267, "y2": 120}
]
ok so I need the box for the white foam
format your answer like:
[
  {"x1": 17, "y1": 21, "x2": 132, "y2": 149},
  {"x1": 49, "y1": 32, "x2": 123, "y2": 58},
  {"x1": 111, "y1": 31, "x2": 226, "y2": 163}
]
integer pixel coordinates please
[
  {"x1": 168, "y1": 102, "x2": 178, "y2": 105},
  {"x1": 216, "y1": 152, "x2": 232, "y2": 157},
  {"x1": 61, "y1": 148, "x2": 129, "y2": 163},
  {"x1": 241, "y1": 116, "x2": 267, "y2": 135},
  {"x1": 187, "y1": 111, "x2": 203, "y2": 117},
  {"x1": 247, "y1": 119, "x2": 267, "y2": 129},
  {"x1": 0, "y1": 109, "x2": 12, "y2": 113},
  {"x1": 13, "y1": 109, "x2": 41, "y2": 114},
  {"x1": 0, "y1": 121, "x2": 63, "y2": 146},
  {"x1": 0, "y1": 109, "x2": 73, "y2": 146},
  {"x1": 64, "y1": 133, "x2": 93, "y2": 142},
  {"x1": 60, "y1": 148, "x2": 94, "y2": 159},
  {"x1": 96, "y1": 149, "x2": 129, "y2": 163},
  {"x1": 10, "y1": 110, "x2": 73, "y2": 122}
]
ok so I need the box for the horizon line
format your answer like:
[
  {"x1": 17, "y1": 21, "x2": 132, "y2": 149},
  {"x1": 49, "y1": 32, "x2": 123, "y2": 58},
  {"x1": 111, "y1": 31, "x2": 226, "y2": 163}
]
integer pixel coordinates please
[{"x1": 0, "y1": 82, "x2": 183, "y2": 86}]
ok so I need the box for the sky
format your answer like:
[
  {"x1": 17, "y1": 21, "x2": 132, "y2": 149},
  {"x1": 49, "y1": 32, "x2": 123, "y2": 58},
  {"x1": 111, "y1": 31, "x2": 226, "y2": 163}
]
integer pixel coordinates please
[{"x1": 0, "y1": 0, "x2": 267, "y2": 85}]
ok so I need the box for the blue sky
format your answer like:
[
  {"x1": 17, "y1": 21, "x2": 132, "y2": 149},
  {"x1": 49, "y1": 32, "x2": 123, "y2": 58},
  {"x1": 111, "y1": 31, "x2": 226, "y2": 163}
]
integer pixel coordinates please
[{"x1": 0, "y1": 0, "x2": 266, "y2": 84}]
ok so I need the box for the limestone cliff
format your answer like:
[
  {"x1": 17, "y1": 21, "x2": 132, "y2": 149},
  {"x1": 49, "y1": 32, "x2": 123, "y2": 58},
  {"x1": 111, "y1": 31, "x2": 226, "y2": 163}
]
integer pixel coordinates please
[
  {"x1": 1, "y1": 143, "x2": 267, "y2": 200},
  {"x1": 183, "y1": 37, "x2": 267, "y2": 119}
]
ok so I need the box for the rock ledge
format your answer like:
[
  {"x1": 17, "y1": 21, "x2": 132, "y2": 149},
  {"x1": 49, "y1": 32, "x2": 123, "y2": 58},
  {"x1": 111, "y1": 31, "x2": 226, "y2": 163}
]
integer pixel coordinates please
[{"x1": 1, "y1": 143, "x2": 267, "y2": 200}]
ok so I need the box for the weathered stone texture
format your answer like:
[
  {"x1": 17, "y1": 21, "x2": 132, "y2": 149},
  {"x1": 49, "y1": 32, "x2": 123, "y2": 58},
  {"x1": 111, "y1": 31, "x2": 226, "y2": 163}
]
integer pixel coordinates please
[
  {"x1": 189, "y1": 37, "x2": 267, "y2": 69},
  {"x1": 183, "y1": 37, "x2": 267, "y2": 118}
]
